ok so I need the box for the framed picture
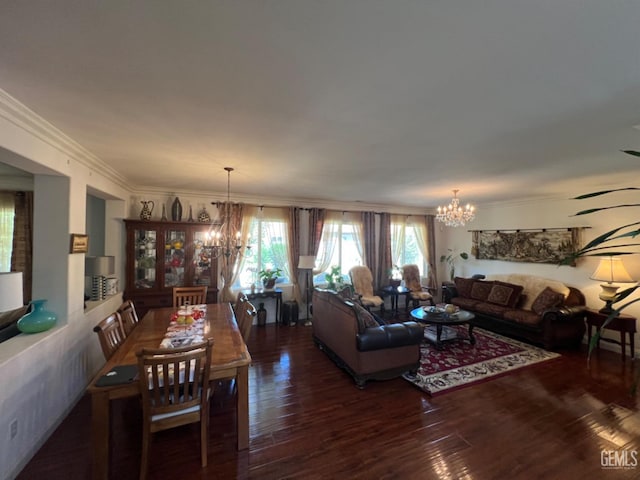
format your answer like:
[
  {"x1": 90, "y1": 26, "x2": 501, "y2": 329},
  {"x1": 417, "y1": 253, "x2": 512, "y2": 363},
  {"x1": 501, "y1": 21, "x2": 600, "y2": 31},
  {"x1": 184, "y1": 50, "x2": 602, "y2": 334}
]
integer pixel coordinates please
[{"x1": 70, "y1": 234, "x2": 89, "y2": 254}]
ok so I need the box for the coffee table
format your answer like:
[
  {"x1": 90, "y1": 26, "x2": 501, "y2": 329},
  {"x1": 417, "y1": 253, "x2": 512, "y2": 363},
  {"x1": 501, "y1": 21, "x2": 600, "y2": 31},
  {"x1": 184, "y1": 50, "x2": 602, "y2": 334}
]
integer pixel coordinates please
[{"x1": 410, "y1": 306, "x2": 476, "y2": 349}]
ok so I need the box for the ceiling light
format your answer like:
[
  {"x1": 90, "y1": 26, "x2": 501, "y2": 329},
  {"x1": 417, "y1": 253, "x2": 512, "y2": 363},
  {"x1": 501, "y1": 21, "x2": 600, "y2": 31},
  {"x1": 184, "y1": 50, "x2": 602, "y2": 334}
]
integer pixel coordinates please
[{"x1": 436, "y1": 189, "x2": 476, "y2": 227}]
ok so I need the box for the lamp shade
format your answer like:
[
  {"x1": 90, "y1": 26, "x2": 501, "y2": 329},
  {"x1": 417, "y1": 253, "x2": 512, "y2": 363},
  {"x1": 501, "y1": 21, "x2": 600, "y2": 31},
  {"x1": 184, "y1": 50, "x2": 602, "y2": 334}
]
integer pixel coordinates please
[
  {"x1": 0, "y1": 272, "x2": 24, "y2": 312},
  {"x1": 590, "y1": 257, "x2": 634, "y2": 284},
  {"x1": 298, "y1": 255, "x2": 315, "y2": 270},
  {"x1": 85, "y1": 256, "x2": 115, "y2": 276}
]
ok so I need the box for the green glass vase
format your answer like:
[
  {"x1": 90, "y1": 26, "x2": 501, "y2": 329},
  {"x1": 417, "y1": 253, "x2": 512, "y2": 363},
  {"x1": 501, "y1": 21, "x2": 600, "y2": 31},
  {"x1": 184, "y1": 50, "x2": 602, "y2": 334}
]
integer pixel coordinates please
[{"x1": 17, "y1": 299, "x2": 57, "y2": 333}]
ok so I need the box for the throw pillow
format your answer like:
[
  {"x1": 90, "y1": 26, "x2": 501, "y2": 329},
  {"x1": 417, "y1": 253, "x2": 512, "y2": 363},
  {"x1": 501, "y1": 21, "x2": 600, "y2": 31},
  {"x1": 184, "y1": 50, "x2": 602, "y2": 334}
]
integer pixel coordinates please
[
  {"x1": 493, "y1": 281, "x2": 524, "y2": 308},
  {"x1": 454, "y1": 277, "x2": 475, "y2": 298},
  {"x1": 531, "y1": 287, "x2": 565, "y2": 315},
  {"x1": 487, "y1": 284, "x2": 514, "y2": 306},
  {"x1": 352, "y1": 302, "x2": 379, "y2": 332},
  {"x1": 470, "y1": 281, "x2": 494, "y2": 301}
]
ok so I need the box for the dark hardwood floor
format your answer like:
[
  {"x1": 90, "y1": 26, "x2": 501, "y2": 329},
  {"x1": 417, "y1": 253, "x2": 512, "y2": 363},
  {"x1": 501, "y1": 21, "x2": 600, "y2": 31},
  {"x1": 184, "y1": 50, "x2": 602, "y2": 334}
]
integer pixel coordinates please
[{"x1": 17, "y1": 318, "x2": 640, "y2": 480}]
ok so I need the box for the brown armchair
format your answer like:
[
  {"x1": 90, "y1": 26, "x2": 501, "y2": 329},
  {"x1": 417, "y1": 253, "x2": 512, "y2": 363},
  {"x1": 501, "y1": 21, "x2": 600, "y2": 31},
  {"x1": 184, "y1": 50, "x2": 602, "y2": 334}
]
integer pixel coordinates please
[{"x1": 401, "y1": 264, "x2": 435, "y2": 308}]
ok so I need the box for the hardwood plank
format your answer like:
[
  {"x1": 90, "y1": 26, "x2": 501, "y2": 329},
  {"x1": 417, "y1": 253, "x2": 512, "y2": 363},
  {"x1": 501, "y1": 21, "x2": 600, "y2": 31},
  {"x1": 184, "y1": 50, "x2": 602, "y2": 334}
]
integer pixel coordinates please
[{"x1": 17, "y1": 323, "x2": 640, "y2": 479}]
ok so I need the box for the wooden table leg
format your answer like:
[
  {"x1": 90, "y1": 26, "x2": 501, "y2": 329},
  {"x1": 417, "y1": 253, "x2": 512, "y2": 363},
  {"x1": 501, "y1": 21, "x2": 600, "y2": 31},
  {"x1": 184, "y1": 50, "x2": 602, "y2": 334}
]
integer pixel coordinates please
[
  {"x1": 621, "y1": 331, "x2": 627, "y2": 361},
  {"x1": 236, "y1": 366, "x2": 249, "y2": 450},
  {"x1": 91, "y1": 391, "x2": 110, "y2": 480}
]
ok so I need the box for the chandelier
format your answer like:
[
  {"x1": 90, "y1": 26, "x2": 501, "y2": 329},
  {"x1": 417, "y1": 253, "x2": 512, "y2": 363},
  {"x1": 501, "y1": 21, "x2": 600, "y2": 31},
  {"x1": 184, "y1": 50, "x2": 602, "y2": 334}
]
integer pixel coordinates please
[
  {"x1": 436, "y1": 189, "x2": 476, "y2": 227},
  {"x1": 206, "y1": 167, "x2": 251, "y2": 261}
]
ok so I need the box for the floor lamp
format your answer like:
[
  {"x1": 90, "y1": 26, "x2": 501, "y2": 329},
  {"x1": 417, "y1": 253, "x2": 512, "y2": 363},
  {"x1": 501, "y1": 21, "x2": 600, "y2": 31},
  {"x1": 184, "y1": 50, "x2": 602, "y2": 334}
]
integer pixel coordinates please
[{"x1": 298, "y1": 256, "x2": 315, "y2": 326}]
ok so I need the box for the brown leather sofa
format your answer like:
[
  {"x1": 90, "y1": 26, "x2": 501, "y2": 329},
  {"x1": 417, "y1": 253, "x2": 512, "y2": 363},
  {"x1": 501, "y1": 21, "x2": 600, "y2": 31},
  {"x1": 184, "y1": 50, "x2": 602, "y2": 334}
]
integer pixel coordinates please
[
  {"x1": 312, "y1": 288, "x2": 424, "y2": 388},
  {"x1": 443, "y1": 274, "x2": 586, "y2": 349}
]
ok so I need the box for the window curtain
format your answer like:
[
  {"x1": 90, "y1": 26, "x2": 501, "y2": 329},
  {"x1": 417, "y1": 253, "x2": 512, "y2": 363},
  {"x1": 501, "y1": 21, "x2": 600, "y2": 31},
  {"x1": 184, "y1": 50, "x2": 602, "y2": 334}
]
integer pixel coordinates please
[
  {"x1": 390, "y1": 214, "x2": 406, "y2": 268},
  {"x1": 362, "y1": 211, "x2": 376, "y2": 283},
  {"x1": 307, "y1": 208, "x2": 325, "y2": 258},
  {"x1": 220, "y1": 202, "x2": 250, "y2": 302},
  {"x1": 263, "y1": 206, "x2": 291, "y2": 284},
  {"x1": 376, "y1": 212, "x2": 392, "y2": 289},
  {"x1": 0, "y1": 192, "x2": 15, "y2": 272},
  {"x1": 288, "y1": 207, "x2": 302, "y2": 305},
  {"x1": 11, "y1": 191, "x2": 32, "y2": 302},
  {"x1": 412, "y1": 215, "x2": 438, "y2": 289},
  {"x1": 232, "y1": 205, "x2": 260, "y2": 296},
  {"x1": 349, "y1": 211, "x2": 365, "y2": 268},
  {"x1": 315, "y1": 210, "x2": 341, "y2": 275}
]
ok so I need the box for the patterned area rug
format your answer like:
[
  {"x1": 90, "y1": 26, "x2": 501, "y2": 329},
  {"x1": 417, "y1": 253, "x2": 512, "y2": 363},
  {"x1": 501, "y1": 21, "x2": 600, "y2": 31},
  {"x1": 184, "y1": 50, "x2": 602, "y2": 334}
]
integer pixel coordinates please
[{"x1": 402, "y1": 327, "x2": 560, "y2": 396}]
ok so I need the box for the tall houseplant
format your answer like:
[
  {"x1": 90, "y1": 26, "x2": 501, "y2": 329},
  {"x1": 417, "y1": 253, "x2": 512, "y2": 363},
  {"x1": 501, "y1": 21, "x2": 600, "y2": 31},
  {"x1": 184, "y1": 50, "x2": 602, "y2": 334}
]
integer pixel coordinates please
[
  {"x1": 440, "y1": 249, "x2": 469, "y2": 281},
  {"x1": 561, "y1": 149, "x2": 640, "y2": 391}
]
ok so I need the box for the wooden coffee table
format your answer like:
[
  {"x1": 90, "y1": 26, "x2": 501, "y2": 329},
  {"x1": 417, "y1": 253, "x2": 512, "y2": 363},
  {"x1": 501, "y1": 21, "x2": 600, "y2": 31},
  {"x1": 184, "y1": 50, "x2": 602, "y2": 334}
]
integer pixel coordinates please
[{"x1": 410, "y1": 307, "x2": 476, "y2": 349}]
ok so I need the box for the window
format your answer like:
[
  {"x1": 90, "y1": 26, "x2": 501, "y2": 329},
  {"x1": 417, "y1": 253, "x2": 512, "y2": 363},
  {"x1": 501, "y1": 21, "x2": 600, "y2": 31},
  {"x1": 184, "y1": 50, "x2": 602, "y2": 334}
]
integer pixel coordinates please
[
  {"x1": 0, "y1": 193, "x2": 15, "y2": 272},
  {"x1": 314, "y1": 212, "x2": 363, "y2": 284},
  {"x1": 391, "y1": 217, "x2": 427, "y2": 275},
  {"x1": 236, "y1": 217, "x2": 290, "y2": 287}
]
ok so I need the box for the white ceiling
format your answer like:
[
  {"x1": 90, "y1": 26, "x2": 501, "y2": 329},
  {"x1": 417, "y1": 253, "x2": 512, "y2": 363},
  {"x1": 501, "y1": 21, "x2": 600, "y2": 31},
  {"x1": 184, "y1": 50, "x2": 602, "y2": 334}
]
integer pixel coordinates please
[{"x1": 1, "y1": 1, "x2": 640, "y2": 208}]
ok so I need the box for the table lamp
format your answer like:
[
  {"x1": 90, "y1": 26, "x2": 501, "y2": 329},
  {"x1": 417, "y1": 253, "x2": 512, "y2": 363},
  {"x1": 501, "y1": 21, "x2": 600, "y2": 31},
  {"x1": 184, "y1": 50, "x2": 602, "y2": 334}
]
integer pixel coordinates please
[
  {"x1": 85, "y1": 256, "x2": 115, "y2": 301},
  {"x1": 298, "y1": 255, "x2": 316, "y2": 326},
  {"x1": 590, "y1": 256, "x2": 635, "y2": 314}
]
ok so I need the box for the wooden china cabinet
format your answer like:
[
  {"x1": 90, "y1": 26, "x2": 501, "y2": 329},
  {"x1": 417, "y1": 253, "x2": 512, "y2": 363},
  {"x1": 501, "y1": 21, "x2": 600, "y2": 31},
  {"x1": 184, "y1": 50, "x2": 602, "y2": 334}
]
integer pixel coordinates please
[{"x1": 123, "y1": 220, "x2": 218, "y2": 317}]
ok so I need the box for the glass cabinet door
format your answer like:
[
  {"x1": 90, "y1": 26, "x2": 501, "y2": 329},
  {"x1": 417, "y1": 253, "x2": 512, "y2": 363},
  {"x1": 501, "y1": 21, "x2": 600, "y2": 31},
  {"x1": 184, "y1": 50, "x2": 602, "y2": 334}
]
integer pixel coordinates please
[
  {"x1": 164, "y1": 229, "x2": 186, "y2": 287},
  {"x1": 134, "y1": 228, "x2": 157, "y2": 289},
  {"x1": 193, "y1": 230, "x2": 212, "y2": 287}
]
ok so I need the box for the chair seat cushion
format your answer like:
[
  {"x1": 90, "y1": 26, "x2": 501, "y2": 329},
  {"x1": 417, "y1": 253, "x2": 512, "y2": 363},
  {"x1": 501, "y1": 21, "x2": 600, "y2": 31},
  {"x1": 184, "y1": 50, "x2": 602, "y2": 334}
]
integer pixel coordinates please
[
  {"x1": 410, "y1": 291, "x2": 432, "y2": 301},
  {"x1": 361, "y1": 295, "x2": 384, "y2": 307}
]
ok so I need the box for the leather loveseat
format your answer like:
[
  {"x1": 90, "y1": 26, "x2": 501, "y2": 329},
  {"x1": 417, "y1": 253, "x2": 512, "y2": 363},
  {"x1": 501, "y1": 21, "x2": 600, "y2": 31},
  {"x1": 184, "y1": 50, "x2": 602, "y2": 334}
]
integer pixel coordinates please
[
  {"x1": 443, "y1": 274, "x2": 586, "y2": 349},
  {"x1": 312, "y1": 288, "x2": 424, "y2": 388}
]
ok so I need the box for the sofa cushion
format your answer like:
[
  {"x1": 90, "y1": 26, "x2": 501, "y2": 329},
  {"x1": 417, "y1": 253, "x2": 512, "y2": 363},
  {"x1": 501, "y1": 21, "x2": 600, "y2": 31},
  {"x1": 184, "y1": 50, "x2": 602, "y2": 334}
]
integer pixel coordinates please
[
  {"x1": 470, "y1": 281, "x2": 494, "y2": 301},
  {"x1": 474, "y1": 302, "x2": 511, "y2": 318},
  {"x1": 487, "y1": 274, "x2": 570, "y2": 310},
  {"x1": 451, "y1": 297, "x2": 480, "y2": 310},
  {"x1": 531, "y1": 287, "x2": 565, "y2": 315},
  {"x1": 353, "y1": 302, "x2": 380, "y2": 332},
  {"x1": 454, "y1": 277, "x2": 475, "y2": 298},
  {"x1": 503, "y1": 309, "x2": 543, "y2": 326},
  {"x1": 486, "y1": 282, "x2": 522, "y2": 308}
]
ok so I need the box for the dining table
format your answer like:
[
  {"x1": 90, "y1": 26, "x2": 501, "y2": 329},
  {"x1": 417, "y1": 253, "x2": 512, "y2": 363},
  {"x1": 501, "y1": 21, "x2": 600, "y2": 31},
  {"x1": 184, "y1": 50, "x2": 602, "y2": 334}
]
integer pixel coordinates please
[{"x1": 86, "y1": 302, "x2": 251, "y2": 480}]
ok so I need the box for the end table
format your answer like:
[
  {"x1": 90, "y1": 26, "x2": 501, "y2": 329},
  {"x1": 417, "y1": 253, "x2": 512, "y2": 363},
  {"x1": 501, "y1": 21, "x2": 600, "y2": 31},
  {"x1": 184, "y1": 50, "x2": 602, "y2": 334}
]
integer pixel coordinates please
[{"x1": 584, "y1": 308, "x2": 637, "y2": 361}]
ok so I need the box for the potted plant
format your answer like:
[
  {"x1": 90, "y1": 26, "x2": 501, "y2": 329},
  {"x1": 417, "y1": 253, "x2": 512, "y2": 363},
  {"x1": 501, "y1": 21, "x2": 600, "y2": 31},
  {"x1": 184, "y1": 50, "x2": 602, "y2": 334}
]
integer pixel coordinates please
[
  {"x1": 561, "y1": 149, "x2": 640, "y2": 392},
  {"x1": 440, "y1": 249, "x2": 469, "y2": 281},
  {"x1": 388, "y1": 265, "x2": 402, "y2": 287},
  {"x1": 325, "y1": 265, "x2": 345, "y2": 291},
  {"x1": 258, "y1": 267, "x2": 283, "y2": 290}
]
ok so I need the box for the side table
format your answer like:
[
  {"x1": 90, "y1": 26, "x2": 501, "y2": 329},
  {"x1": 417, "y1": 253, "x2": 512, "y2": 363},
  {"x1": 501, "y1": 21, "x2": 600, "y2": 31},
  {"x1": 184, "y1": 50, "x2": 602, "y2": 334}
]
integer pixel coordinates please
[
  {"x1": 380, "y1": 285, "x2": 410, "y2": 314},
  {"x1": 584, "y1": 308, "x2": 636, "y2": 361},
  {"x1": 241, "y1": 288, "x2": 283, "y2": 324}
]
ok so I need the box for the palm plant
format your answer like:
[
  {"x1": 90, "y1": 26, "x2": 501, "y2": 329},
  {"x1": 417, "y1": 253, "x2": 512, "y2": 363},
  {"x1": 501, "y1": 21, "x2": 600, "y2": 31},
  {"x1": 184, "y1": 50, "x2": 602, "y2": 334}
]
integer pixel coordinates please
[{"x1": 561, "y1": 149, "x2": 640, "y2": 392}]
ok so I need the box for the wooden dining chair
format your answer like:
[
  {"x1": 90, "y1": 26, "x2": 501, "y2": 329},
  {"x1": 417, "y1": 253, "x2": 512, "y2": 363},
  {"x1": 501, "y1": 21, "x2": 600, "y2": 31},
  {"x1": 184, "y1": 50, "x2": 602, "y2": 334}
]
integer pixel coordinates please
[
  {"x1": 173, "y1": 286, "x2": 208, "y2": 308},
  {"x1": 136, "y1": 338, "x2": 214, "y2": 480},
  {"x1": 93, "y1": 312, "x2": 126, "y2": 360},
  {"x1": 237, "y1": 301, "x2": 257, "y2": 342},
  {"x1": 117, "y1": 299, "x2": 140, "y2": 335}
]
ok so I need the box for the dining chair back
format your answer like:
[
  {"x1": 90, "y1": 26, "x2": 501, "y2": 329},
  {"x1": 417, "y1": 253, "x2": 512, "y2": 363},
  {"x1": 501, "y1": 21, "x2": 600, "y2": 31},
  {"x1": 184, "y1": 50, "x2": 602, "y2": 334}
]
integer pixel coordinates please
[
  {"x1": 237, "y1": 301, "x2": 257, "y2": 342},
  {"x1": 117, "y1": 299, "x2": 140, "y2": 335},
  {"x1": 233, "y1": 291, "x2": 248, "y2": 315},
  {"x1": 136, "y1": 338, "x2": 214, "y2": 479},
  {"x1": 93, "y1": 312, "x2": 126, "y2": 360},
  {"x1": 173, "y1": 286, "x2": 208, "y2": 308}
]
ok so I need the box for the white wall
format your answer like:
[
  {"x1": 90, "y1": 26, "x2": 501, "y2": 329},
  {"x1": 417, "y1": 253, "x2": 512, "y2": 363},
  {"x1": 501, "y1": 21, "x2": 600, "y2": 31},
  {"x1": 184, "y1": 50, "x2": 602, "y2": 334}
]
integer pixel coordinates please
[
  {"x1": 436, "y1": 193, "x2": 640, "y2": 354},
  {"x1": 0, "y1": 96, "x2": 130, "y2": 480}
]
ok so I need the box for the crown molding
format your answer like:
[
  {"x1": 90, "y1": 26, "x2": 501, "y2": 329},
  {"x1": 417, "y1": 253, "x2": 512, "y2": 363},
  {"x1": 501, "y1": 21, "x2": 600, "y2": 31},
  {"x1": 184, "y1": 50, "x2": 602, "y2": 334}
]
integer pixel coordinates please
[{"x1": 0, "y1": 88, "x2": 130, "y2": 191}]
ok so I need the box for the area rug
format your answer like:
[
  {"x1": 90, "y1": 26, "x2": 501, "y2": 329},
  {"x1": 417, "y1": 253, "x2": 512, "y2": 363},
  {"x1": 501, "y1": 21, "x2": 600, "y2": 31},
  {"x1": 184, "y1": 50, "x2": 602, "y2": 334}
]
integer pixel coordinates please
[{"x1": 402, "y1": 327, "x2": 560, "y2": 396}]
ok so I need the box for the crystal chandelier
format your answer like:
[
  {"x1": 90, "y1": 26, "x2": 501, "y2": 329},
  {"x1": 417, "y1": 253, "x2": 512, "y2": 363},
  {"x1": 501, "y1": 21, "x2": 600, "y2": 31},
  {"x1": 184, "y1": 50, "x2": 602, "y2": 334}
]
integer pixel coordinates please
[
  {"x1": 206, "y1": 167, "x2": 251, "y2": 261},
  {"x1": 436, "y1": 189, "x2": 476, "y2": 227}
]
